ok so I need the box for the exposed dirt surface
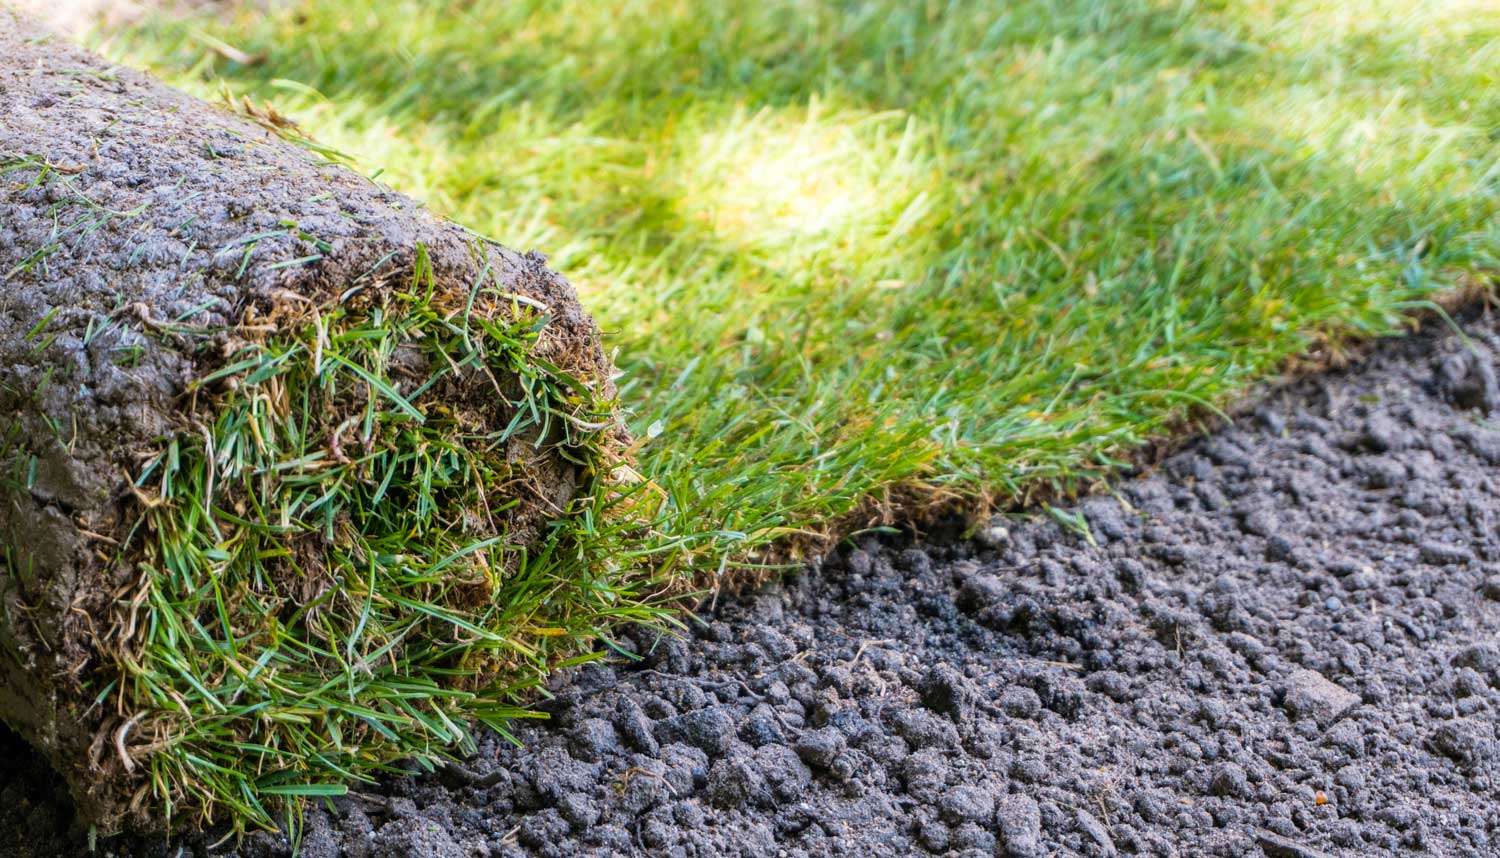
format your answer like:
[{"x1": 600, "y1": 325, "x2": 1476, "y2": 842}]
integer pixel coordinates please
[{"x1": 9, "y1": 304, "x2": 1500, "y2": 855}]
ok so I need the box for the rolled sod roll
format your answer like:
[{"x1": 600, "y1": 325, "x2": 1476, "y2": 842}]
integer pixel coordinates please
[{"x1": 0, "y1": 12, "x2": 649, "y2": 833}]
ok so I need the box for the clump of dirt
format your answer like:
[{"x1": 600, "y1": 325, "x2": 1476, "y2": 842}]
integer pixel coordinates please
[{"x1": 10, "y1": 304, "x2": 1500, "y2": 855}]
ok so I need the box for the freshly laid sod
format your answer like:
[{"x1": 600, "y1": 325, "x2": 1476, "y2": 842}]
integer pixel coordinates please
[
  {"x1": 101, "y1": 1, "x2": 1500, "y2": 574},
  {"x1": 100, "y1": 0, "x2": 1500, "y2": 581}
]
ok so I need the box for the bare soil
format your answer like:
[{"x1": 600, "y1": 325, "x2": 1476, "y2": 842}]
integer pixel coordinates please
[{"x1": 8, "y1": 305, "x2": 1500, "y2": 855}]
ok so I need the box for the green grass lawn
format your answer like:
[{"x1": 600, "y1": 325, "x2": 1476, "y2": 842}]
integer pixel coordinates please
[{"x1": 104, "y1": 0, "x2": 1499, "y2": 573}]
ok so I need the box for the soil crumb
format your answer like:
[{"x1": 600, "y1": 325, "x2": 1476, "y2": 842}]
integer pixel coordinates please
[{"x1": 7, "y1": 306, "x2": 1500, "y2": 855}]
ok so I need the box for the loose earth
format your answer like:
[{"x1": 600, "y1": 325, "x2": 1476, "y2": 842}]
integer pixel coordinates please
[{"x1": 7, "y1": 306, "x2": 1500, "y2": 856}]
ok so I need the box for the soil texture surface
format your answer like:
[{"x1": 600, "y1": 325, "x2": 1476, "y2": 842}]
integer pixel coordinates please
[{"x1": 8, "y1": 306, "x2": 1500, "y2": 856}]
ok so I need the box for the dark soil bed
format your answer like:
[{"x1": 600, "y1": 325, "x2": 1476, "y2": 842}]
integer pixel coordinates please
[{"x1": 9, "y1": 304, "x2": 1500, "y2": 856}]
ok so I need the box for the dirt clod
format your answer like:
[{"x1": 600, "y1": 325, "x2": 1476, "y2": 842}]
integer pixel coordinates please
[{"x1": 1278, "y1": 669, "x2": 1360, "y2": 727}]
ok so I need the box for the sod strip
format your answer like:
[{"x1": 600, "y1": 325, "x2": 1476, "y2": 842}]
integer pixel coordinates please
[{"x1": 0, "y1": 13, "x2": 677, "y2": 835}]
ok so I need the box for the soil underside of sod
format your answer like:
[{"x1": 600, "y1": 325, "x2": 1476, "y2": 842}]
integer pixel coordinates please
[{"x1": 8, "y1": 303, "x2": 1500, "y2": 855}]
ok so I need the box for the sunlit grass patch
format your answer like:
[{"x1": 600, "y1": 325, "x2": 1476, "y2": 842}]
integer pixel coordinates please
[
  {"x1": 674, "y1": 103, "x2": 939, "y2": 254},
  {"x1": 1226, "y1": 0, "x2": 1499, "y2": 46}
]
